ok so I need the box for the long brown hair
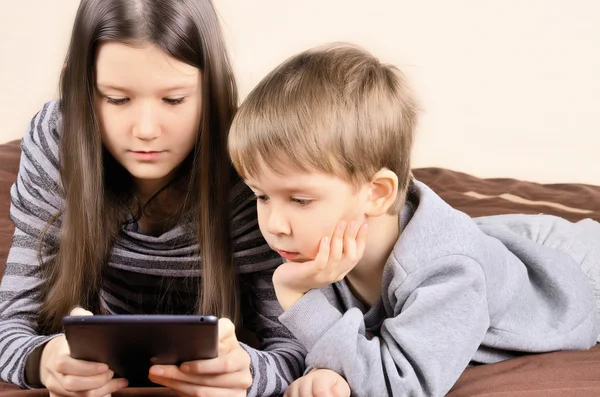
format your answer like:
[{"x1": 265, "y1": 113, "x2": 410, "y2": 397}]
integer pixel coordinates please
[{"x1": 38, "y1": 0, "x2": 239, "y2": 334}]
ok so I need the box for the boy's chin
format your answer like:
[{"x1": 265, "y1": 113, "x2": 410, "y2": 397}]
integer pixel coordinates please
[
  {"x1": 289, "y1": 257, "x2": 312, "y2": 263},
  {"x1": 281, "y1": 255, "x2": 313, "y2": 263}
]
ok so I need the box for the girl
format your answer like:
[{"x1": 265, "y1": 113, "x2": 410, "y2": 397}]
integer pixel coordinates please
[{"x1": 0, "y1": 1, "x2": 305, "y2": 396}]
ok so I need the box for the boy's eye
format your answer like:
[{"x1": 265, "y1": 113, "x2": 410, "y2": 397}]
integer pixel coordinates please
[
  {"x1": 106, "y1": 97, "x2": 129, "y2": 106},
  {"x1": 291, "y1": 197, "x2": 312, "y2": 206},
  {"x1": 163, "y1": 97, "x2": 186, "y2": 105}
]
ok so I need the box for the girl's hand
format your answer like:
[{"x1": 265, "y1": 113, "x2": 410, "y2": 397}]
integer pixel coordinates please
[
  {"x1": 284, "y1": 369, "x2": 351, "y2": 397},
  {"x1": 40, "y1": 308, "x2": 128, "y2": 397},
  {"x1": 148, "y1": 318, "x2": 252, "y2": 396},
  {"x1": 274, "y1": 220, "x2": 368, "y2": 310}
]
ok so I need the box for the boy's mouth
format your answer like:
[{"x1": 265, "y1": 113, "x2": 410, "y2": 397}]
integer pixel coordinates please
[{"x1": 276, "y1": 250, "x2": 300, "y2": 261}]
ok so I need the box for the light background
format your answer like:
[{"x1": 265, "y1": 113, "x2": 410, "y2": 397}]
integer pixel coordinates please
[{"x1": 1, "y1": 0, "x2": 598, "y2": 184}]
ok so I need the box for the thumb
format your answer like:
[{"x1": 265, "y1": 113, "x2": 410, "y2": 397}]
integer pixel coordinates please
[
  {"x1": 218, "y1": 318, "x2": 235, "y2": 340},
  {"x1": 217, "y1": 317, "x2": 238, "y2": 351},
  {"x1": 69, "y1": 307, "x2": 93, "y2": 316}
]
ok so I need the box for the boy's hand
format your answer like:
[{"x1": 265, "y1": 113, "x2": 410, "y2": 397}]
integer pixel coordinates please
[
  {"x1": 284, "y1": 369, "x2": 350, "y2": 397},
  {"x1": 148, "y1": 318, "x2": 252, "y2": 396},
  {"x1": 273, "y1": 221, "x2": 368, "y2": 311}
]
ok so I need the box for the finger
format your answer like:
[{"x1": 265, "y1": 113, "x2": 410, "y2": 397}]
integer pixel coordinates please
[
  {"x1": 181, "y1": 356, "x2": 249, "y2": 377},
  {"x1": 154, "y1": 366, "x2": 251, "y2": 390},
  {"x1": 149, "y1": 365, "x2": 227, "y2": 386},
  {"x1": 313, "y1": 236, "x2": 330, "y2": 272},
  {"x1": 337, "y1": 224, "x2": 368, "y2": 281},
  {"x1": 180, "y1": 347, "x2": 251, "y2": 378},
  {"x1": 45, "y1": 375, "x2": 73, "y2": 397},
  {"x1": 48, "y1": 376, "x2": 126, "y2": 397},
  {"x1": 283, "y1": 381, "x2": 299, "y2": 397},
  {"x1": 298, "y1": 375, "x2": 314, "y2": 397},
  {"x1": 345, "y1": 219, "x2": 361, "y2": 241},
  {"x1": 48, "y1": 391, "x2": 73, "y2": 397},
  {"x1": 355, "y1": 223, "x2": 369, "y2": 258},
  {"x1": 148, "y1": 375, "x2": 244, "y2": 397},
  {"x1": 48, "y1": 385, "x2": 72, "y2": 397},
  {"x1": 86, "y1": 378, "x2": 128, "y2": 397},
  {"x1": 59, "y1": 370, "x2": 115, "y2": 392},
  {"x1": 342, "y1": 221, "x2": 359, "y2": 262},
  {"x1": 55, "y1": 356, "x2": 110, "y2": 377},
  {"x1": 329, "y1": 221, "x2": 346, "y2": 262},
  {"x1": 332, "y1": 378, "x2": 351, "y2": 397},
  {"x1": 174, "y1": 344, "x2": 249, "y2": 376},
  {"x1": 312, "y1": 372, "x2": 336, "y2": 397},
  {"x1": 69, "y1": 307, "x2": 93, "y2": 316},
  {"x1": 217, "y1": 318, "x2": 236, "y2": 349}
]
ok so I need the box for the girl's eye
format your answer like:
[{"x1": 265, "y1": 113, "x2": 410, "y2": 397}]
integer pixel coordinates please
[
  {"x1": 163, "y1": 97, "x2": 186, "y2": 105},
  {"x1": 106, "y1": 97, "x2": 129, "y2": 106},
  {"x1": 256, "y1": 195, "x2": 269, "y2": 203},
  {"x1": 291, "y1": 198, "x2": 312, "y2": 206}
]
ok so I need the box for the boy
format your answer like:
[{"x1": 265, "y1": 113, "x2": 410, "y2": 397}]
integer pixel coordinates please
[{"x1": 227, "y1": 43, "x2": 600, "y2": 397}]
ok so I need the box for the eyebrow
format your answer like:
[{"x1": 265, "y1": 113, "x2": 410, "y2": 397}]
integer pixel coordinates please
[
  {"x1": 96, "y1": 83, "x2": 198, "y2": 93},
  {"x1": 246, "y1": 182, "x2": 319, "y2": 195}
]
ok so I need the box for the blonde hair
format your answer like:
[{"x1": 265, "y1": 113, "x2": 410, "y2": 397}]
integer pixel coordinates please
[{"x1": 228, "y1": 43, "x2": 418, "y2": 213}]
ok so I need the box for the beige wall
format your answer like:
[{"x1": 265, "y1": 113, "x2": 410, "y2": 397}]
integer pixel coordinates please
[{"x1": 1, "y1": 1, "x2": 598, "y2": 184}]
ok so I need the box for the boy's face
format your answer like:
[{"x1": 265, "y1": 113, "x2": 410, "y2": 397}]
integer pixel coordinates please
[{"x1": 245, "y1": 162, "x2": 370, "y2": 262}]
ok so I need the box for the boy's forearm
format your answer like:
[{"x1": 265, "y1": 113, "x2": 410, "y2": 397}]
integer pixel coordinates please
[{"x1": 273, "y1": 283, "x2": 305, "y2": 311}]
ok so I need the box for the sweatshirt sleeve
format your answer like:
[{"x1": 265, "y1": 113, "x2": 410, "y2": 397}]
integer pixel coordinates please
[
  {"x1": 0, "y1": 100, "x2": 64, "y2": 387},
  {"x1": 229, "y1": 186, "x2": 306, "y2": 396},
  {"x1": 279, "y1": 255, "x2": 489, "y2": 397}
]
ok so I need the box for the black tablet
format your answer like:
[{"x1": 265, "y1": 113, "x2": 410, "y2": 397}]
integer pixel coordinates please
[{"x1": 63, "y1": 315, "x2": 218, "y2": 387}]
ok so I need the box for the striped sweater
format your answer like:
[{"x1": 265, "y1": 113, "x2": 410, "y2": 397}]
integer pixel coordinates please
[{"x1": 0, "y1": 100, "x2": 306, "y2": 395}]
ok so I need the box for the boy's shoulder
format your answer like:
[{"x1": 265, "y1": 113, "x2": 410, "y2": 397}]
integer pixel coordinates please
[
  {"x1": 388, "y1": 181, "x2": 590, "y2": 287},
  {"x1": 391, "y1": 180, "x2": 491, "y2": 267}
]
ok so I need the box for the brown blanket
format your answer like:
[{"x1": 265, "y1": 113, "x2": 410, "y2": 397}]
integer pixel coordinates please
[
  {"x1": 1, "y1": 140, "x2": 599, "y2": 396},
  {"x1": 412, "y1": 167, "x2": 600, "y2": 223}
]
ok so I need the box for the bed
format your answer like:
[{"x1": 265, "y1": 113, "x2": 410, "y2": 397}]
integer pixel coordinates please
[{"x1": 1, "y1": 140, "x2": 599, "y2": 396}]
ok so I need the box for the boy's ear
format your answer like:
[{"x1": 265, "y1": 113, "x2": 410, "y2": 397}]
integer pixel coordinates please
[{"x1": 365, "y1": 168, "x2": 398, "y2": 217}]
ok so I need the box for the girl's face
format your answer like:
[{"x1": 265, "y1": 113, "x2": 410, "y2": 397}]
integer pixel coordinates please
[{"x1": 94, "y1": 41, "x2": 202, "y2": 197}]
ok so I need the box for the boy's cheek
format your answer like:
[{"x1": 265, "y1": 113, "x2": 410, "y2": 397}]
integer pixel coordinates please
[{"x1": 291, "y1": 233, "x2": 322, "y2": 260}]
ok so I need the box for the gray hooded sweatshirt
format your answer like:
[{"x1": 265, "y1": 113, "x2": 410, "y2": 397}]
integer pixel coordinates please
[{"x1": 279, "y1": 181, "x2": 600, "y2": 397}]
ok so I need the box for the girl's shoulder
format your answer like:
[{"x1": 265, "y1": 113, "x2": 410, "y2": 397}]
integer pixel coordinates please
[
  {"x1": 18, "y1": 100, "x2": 63, "y2": 194},
  {"x1": 21, "y1": 99, "x2": 62, "y2": 160}
]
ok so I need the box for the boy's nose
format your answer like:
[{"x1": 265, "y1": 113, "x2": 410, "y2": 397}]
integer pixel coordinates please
[{"x1": 266, "y1": 209, "x2": 291, "y2": 236}]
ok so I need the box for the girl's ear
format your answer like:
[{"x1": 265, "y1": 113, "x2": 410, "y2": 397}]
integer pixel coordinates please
[{"x1": 365, "y1": 168, "x2": 398, "y2": 217}]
